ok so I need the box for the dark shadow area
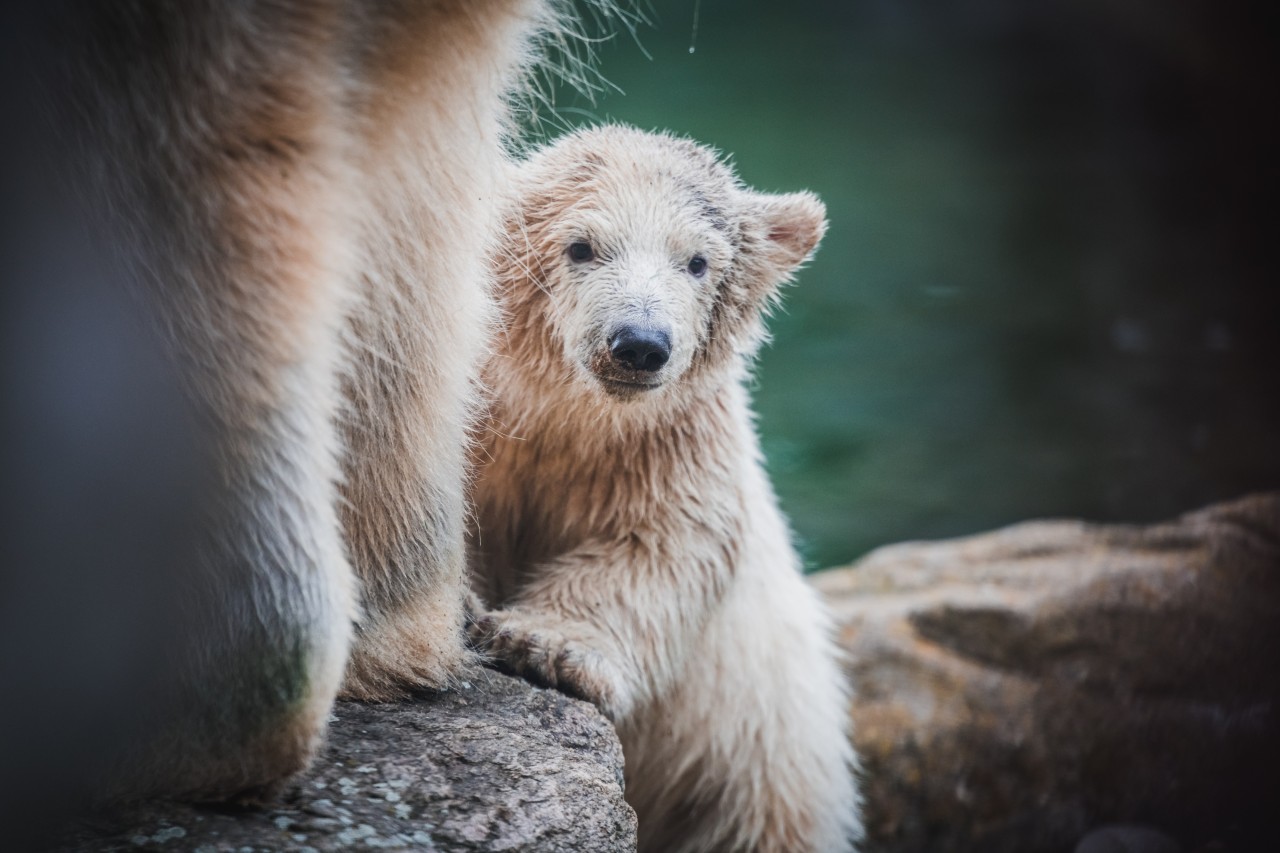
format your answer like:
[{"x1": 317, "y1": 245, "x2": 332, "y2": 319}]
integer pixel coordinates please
[{"x1": 1, "y1": 3, "x2": 208, "y2": 845}]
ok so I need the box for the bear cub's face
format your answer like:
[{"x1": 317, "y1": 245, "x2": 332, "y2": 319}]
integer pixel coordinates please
[{"x1": 509, "y1": 126, "x2": 827, "y2": 402}]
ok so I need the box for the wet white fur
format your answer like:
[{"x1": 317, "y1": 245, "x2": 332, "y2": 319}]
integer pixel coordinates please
[
  {"x1": 474, "y1": 125, "x2": 863, "y2": 852},
  {"x1": 52, "y1": 0, "x2": 587, "y2": 800}
]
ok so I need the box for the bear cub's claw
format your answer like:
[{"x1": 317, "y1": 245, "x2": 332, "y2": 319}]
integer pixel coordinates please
[{"x1": 469, "y1": 610, "x2": 628, "y2": 720}]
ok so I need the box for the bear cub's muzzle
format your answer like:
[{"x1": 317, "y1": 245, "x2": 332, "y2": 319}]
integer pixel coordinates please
[{"x1": 591, "y1": 323, "x2": 673, "y2": 396}]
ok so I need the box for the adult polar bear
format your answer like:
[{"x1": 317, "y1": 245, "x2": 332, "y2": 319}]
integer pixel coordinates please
[
  {"x1": 44, "y1": 0, "x2": 585, "y2": 801},
  {"x1": 472, "y1": 126, "x2": 863, "y2": 852}
]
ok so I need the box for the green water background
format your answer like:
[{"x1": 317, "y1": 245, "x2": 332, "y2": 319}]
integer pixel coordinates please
[{"x1": 533, "y1": 0, "x2": 1278, "y2": 570}]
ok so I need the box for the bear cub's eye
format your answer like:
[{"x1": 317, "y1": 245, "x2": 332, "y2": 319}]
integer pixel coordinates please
[
  {"x1": 568, "y1": 241, "x2": 595, "y2": 263},
  {"x1": 687, "y1": 255, "x2": 708, "y2": 277}
]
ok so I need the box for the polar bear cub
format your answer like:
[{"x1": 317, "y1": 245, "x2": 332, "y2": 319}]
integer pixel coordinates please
[{"x1": 470, "y1": 125, "x2": 862, "y2": 853}]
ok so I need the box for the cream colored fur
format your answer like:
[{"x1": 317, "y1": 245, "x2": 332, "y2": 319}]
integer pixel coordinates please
[
  {"x1": 47, "y1": 0, "x2": 576, "y2": 801},
  {"x1": 472, "y1": 125, "x2": 863, "y2": 852}
]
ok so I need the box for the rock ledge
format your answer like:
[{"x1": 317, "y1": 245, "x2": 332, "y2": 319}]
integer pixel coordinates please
[
  {"x1": 820, "y1": 492, "x2": 1280, "y2": 853},
  {"x1": 60, "y1": 672, "x2": 636, "y2": 852}
]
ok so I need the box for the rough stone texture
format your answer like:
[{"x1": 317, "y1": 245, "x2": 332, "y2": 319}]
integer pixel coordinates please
[
  {"x1": 817, "y1": 492, "x2": 1280, "y2": 853},
  {"x1": 58, "y1": 671, "x2": 636, "y2": 852}
]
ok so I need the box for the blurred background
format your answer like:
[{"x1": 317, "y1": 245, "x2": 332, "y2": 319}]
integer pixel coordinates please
[
  {"x1": 540, "y1": 0, "x2": 1279, "y2": 570},
  {"x1": 1, "y1": 2, "x2": 1273, "y2": 846}
]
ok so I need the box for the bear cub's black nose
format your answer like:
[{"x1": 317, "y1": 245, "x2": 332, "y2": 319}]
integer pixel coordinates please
[{"x1": 610, "y1": 326, "x2": 671, "y2": 372}]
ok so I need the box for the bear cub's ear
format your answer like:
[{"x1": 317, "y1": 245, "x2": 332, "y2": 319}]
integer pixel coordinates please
[{"x1": 748, "y1": 190, "x2": 828, "y2": 279}]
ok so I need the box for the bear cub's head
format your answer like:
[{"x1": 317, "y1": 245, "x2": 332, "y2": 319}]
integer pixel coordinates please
[{"x1": 499, "y1": 125, "x2": 827, "y2": 405}]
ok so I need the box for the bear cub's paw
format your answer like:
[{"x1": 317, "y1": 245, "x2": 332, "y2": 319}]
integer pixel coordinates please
[{"x1": 469, "y1": 610, "x2": 631, "y2": 720}]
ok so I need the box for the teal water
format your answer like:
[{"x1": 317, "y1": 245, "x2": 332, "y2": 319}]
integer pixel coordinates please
[{"x1": 535, "y1": 1, "x2": 1279, "y2": 569}]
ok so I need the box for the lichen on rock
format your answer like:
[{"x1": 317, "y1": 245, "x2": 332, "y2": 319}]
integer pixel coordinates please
[{"x1": 59, "y1": 672, "x2": 635, "y2": 852}]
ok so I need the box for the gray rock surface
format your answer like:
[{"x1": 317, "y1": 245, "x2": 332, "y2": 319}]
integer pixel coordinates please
[
  {"x1": 59, "y1": 671, "x2": 636, "y2": 852},
  {"x1": 817, "y1": 492, "x2": 1280, "y2": 853}
]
